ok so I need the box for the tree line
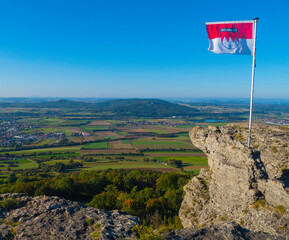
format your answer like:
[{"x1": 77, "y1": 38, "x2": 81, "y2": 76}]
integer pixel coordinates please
[{"x1": 0, "y1": 169, "x2": 193, "y2": 229}]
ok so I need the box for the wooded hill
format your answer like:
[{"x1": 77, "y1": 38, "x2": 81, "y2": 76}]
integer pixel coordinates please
[{"x1": 0, "y1": 99, "x2": 199, "y2": 117}]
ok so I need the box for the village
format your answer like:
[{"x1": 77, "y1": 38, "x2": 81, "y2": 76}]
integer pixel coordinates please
[
  {"x1": 0, "y1": 121, "x2": 66, "y2": 148},
  {"x1": 263, "y1": 118, "x2": 289, "y2": 126}
]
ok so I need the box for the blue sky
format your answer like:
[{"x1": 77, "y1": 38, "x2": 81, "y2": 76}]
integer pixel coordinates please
[{"x1": 0, "y1": 0, "x2": 288, "y2": 99}]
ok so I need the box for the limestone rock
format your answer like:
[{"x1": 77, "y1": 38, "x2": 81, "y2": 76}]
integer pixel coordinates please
[
  {"x1": 166, "y1": 222, "x2": 280, "y2": 240},
  {"x1": 179, "y1": 124, "x2": 289, "y2": 238},
  {"x1": 0, "y1": 193, "x2": 140, "y2": 240}
]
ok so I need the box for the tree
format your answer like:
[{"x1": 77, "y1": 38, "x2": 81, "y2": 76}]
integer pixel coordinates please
[
  {"x1": 54, "y1": 162, "x2": 65, "y2": 172},
  {"x1": 166, "y1": 159, "x2": 182, "y2": 168},
  {"x1": 35, "y1": 183, "x2": 54, "y2": 196},
  {"x1": 156, "y1": 174, "x2": 179, "y2": 195},
  {"x1": 145, "y1": 198, "x2": 162, "y2": 214},
  {"x1": 55, "y1": 177, "x2": 75, "y2": 198},
  {"x1": 164, "y1": 189, "x2": 184, "y2": 212},
  {"x1": 89, "y1": 191, "x2": 118, "y2": 210},
  {"x1": 122, "y1": 199, "x2": 138, "y2": 214},
  {"x1": 7, "y1": 173, "x2": 17, "y2": 184}
]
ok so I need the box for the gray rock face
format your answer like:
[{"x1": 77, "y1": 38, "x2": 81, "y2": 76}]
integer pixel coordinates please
[
  {"x1": 179, "y1": 124, "x2": 289, "y2": 238},
  {"x1": 0, "y1": 193, "x2": 140, "y2": 240},
  {"x1": 166, "y1": 222, "x2": 280, "y2": 240}
]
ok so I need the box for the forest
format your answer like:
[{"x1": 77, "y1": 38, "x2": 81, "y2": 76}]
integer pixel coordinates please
[{"x1": 0, "y1": 169, "x2": 193, "y2": 230}]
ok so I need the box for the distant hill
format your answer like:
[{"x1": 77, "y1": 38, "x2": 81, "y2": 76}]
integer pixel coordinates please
[
  {"x1": 0, "y1": 99, "x2": 98, "y2": 110},
  {"x1": 0, "y1": 98, "x2": 199, "y2": 117},
  {"x1": 97, "y1": 98, "x2": 199, "y2": 117}
]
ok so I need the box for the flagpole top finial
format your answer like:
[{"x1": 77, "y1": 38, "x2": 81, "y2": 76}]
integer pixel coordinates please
[{"x1": 254, "y1": 17, "x2": 259, "y2": 21}]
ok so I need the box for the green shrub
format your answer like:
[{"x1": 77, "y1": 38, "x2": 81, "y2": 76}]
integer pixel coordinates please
[
  {"x1": 86, "y1": 218, "x2": 94, "y2": 226},
  {"x1": 132, "y1": 225, "x2": 164, "y2": 240},
  {"x1": 7, "y1": 174, "x2": 17, "y2": 184},
  {"x1": 4, "y1": 220, "x2": 20, "y2": 227},
  {"x1": 93, "y1": 223, "x2": 101, "y2": 229},
  {"x1": 90, "y1": 231, "x2": 101, "y2": 240},
  {"x1": 0, "y1": 198, "x2": 20, "y2": 210},
  {"x1": 157, "y1": 217, "x2": 183, "y2": 234},
  {"x1": 90, "y1": 223, "x2": 102, "y2": 240},
  {"x1": 6, "y1": 228, "x2": 17, "y2": 240}
]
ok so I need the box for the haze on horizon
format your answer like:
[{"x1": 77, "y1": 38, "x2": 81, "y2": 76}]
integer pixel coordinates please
[{"x1": 0, "y1": 0, "x2": 288, "y2": 99}]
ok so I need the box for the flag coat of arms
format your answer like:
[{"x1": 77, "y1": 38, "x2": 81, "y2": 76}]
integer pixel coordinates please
[{"x1": 206, "y1": 21, "x2": 254, "y2": 55}]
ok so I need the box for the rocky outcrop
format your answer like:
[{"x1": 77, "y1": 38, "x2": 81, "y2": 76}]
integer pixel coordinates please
[
  {"x1": 0, "y1": 193, "x2": 140, "y2": 240},
  {"x1": 179, "y1": 124, "x2": 289, "y2": 238},
  {"x1": 166, "y1": 222, "x2": 279, "y2": 240}
]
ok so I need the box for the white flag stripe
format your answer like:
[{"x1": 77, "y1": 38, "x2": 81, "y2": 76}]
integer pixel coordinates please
[
  {"x1": 209, "y1": 38, "x2": 253, "y2": 55},
  {"x1": 208, "y1": 38, "x2": 253, "y2": 55}
]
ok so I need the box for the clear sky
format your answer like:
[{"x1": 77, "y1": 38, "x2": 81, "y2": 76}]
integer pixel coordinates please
[{"x1": 0, "y1": 0, "x2": 288, "y2": 99}]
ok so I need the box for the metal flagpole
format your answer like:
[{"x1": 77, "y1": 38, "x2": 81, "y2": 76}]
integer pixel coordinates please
[{"x1": 248, "y1": 18, "x2": 259, "y2": 148}]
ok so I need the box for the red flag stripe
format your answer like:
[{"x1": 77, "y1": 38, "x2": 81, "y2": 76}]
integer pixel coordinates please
[{"x1": 206, "y1": 23, "x2": 253, "y2": 40}]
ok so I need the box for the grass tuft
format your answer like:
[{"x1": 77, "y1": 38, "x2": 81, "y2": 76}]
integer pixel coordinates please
[
  {"x1": 234, "y1": 133, "x2": 244, "y2": 141},
  {"x1": 252, "y1": 200, "x2": 266, "y2": 211},
  {"x1": 275, "y1": 205, "x2": 287, "y2": 215},
  {"x1": 271, "y1": 146, "x2": 278, "y2": 153}
]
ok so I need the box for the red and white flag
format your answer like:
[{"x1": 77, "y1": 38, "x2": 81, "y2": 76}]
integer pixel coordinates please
[{"x1": 206, "y1": 21, "x2": 254, "y2": 55}]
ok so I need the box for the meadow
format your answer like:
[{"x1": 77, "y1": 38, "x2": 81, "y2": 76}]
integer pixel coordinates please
[{"x1": 0, "y1": 113, "x2": 221, "y2": 180}]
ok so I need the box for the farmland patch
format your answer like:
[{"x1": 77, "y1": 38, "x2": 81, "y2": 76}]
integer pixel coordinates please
[
  {"x1": 87, "y1": 120, "x2": 111, "y2": 126},
  {"x1": 110, "y1": 140, "x2": 133, "y2": 149},
  {"x1": 81, "y1": 142, "x2": 109, "y2": 150},
  {"x1": 80, "y1": 149, "x2": 137, "y2": 155}
]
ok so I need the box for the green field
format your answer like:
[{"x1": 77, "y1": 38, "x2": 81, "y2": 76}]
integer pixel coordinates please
[
  {"x1": 118, "y1": 132, "x2": 127, "y2": 136},
  {"x1": 103, "y1": 136, "x2": 118, "y2": 139},
  {"x1": 38, "y1": 127, "x2": 79, "y2": 135},
  {"x1": 175, "y1": 133, "x2": 190, "y2": 140},
  {"x1": 176, "y1": 125, "x2": 196, "y2": 128},
  {"x1": 38, "y1": 139, "x2": 58, "y2": 145},
  {"x1": 146, "y1": 129, "x2": 172, "y2": 134},
  {"x1": 0, "y1": 109, "x2": 213, "y2": 178},
  {"x1": 40, "y1": 159, "x2": 176, "y2": 172},
  {"x1": 45, "y1": 159, "x2": 82, "y2": 165},
  {"x1": 132, "y1": 140, "x2": 195, "y2": 150},
  {"x1": 79, "y1": 161, "x2": 175, "y2": 171},
  {"x1": 2, "y1": 146, "x2": 82, "y2": 154},
  {"x1": 31, "y1": 152, "x2": 80, "y2": 159},
  {"x1": 82, "y1": 142, "x2": 109, "y2": 149},
  {"x1": 143, "y1": 150, "x2": 202, "y2": 154},
  {"x1": 0, "y1": 159, "x2": 38, "y2": 170},
  {"x1": 42, "y1": 118, "x2": 66, "y2": 126},
  {"x1": 58, "y1": 120, "x2": 91, "y2": 126},
  {"x1": 154, "y1": 156, "x2": 208, "y2": 164},
  {"x1": 81, "y1": 126, "x2": 109, "y2": 132},
  {"x1": 208, "y1": 122, "x2": 228, "y2": 126}
]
